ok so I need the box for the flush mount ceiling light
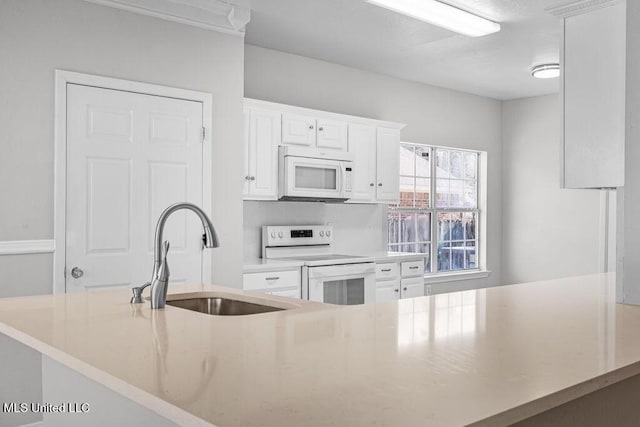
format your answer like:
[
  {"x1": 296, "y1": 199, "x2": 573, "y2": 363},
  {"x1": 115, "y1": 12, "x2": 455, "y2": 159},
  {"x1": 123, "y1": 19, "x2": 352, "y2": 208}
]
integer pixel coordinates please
[
  {"x1": 531, "y1": 63, "x2": 560, "y2": 79},
  {"x1": 365, "y1": 0, "x2": 500, "y2": 37}
]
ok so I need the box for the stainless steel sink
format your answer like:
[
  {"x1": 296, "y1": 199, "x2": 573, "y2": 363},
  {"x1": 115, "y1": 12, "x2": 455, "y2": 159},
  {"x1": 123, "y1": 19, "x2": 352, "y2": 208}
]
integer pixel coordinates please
[{"x1": 166, "y1": 297, "x2": 286, "y2": 316}]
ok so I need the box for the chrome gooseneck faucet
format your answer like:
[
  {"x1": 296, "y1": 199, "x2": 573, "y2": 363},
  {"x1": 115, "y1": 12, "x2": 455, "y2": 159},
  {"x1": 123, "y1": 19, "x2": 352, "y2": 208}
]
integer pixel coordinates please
[{"x1": 131, "y1": 203, "x2": 219, "y2": 308}]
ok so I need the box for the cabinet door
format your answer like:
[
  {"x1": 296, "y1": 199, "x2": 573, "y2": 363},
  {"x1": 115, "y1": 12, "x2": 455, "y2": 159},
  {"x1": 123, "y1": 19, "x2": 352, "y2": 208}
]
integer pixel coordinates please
[
  {"x1": 347, "y1": 124, "x2": 377, "y2": 203},
  {"x1": 246, "y1": 108, "x2": 280, "y2": 200},
  {"x1": 376, "y1": 127, "x2": 400, "y2": 203},
  {"x1": 376, "y1": 279, "x2": 400, "y2": 303},
  {"x1": 562, "y1": 2, "x2": 625, "y2": 188},
  {"x1": 317, "y1": 119, "x2": 348, "y2": 151},
  {"x1": 400, "y1": 277, "x2": 425, "y2": 299},
  {"x1": 282, "y1": 113, "x2": 316, "y2": 146}
]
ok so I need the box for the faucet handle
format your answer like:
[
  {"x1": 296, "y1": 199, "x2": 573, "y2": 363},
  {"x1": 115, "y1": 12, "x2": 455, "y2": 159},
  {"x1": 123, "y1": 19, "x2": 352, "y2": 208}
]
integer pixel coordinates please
[{"x1": 131, "y1": 282, "x2": 151, "y2": 304}]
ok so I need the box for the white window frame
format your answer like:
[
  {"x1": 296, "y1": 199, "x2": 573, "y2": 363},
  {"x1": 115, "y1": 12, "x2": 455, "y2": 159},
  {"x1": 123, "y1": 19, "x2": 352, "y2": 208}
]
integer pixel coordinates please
[{"x1": 388, "y1": 142, "x2": 489, "y2": 283}]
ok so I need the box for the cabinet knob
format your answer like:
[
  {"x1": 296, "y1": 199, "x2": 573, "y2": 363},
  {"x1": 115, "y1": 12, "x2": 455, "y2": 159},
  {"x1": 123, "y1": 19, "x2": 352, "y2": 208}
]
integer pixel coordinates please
[
  {"x1": 403, "y1": 287, "x2": 408, "y2": 291},
  {"x1": 250, "y1": 176, "x2": 256, "y2": 181},
  {"x1": 394, "y1": 288, "x2": 399, "y2": 293},
  {"x1": 245, "y1": 176, "x2": 251, "y2": 181},
  {"x1": 309, "y1": 125, "x2": 314, "y2": 130},
  {"x1": 370, "y1": 183, "x2": 375, "y2": 187},
  {"x1": 378, "y1": 183, "x2": 383, "y2": 187},
  {"x1": 318, "y1": 127, "x2": 324, "y2": 131}
]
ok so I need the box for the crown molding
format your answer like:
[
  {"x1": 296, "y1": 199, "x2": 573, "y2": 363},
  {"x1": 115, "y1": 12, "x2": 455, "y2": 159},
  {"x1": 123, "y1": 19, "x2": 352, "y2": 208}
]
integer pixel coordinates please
[
  {"x1": 546, "y1": 0, "x2": 623, "y2": 18},
  {"x1": 82, "y1": 0, "x2": 251, "y2": 36}
]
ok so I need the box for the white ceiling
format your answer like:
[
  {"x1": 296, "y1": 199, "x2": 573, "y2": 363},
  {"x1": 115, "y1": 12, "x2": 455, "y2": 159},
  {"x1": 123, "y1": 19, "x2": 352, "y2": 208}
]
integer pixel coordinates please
[{"x1": 242, "y1": 0, "x2": 569, "y2": 100}]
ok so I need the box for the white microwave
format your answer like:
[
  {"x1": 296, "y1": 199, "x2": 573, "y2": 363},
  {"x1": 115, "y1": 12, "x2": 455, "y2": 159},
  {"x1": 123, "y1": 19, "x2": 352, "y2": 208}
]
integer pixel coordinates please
[{"x1": 278, "y1": 146, "x2": 353, "y2": 202}]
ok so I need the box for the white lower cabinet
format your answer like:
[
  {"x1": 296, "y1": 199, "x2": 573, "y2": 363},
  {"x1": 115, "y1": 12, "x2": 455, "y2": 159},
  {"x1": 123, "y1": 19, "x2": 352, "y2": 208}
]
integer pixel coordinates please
[
  {"x1": 243, "y1": 269, "x2": 301, "y2": 299},
  {"x1": 374, "y1": 259, "x2": 426, "y2": 302},
  {"x1": 400, "y1": 277, "x2": 425, "y2": 299},
  {"x1": 376, "y1": 279, "x2": 401, "y2": 303}
]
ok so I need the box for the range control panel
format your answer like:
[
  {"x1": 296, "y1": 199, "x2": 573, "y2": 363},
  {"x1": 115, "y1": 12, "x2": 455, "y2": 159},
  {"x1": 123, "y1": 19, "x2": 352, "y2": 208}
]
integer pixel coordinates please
[{"x1": 262, "y1": 225, "x2": 333, "y2": 247}]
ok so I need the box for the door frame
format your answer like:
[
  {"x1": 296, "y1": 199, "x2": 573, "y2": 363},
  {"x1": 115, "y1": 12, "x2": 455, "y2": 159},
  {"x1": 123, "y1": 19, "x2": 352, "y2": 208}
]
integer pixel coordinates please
[{"x1": 53, "y1": 70, "x2": 213, "y2": 294}]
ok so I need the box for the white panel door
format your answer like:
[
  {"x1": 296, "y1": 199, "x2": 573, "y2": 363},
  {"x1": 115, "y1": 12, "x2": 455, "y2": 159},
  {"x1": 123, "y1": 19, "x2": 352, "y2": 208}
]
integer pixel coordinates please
[
  {"x1": 66, "y1": 84, "x2": 204, "y2": 292},
  {"x1": 347, "y1": 124, "x2": 377, "y2": 203},
  {"x1": 317, "y1": 119, "x2": 348, "y2": 151},
  {"x1": 246, "y1": 108, "x2": 280, "y2": 199},
  {"x1": 281, "y1": 113, "x2": 316, "y2": 146},
  {"x1": 376, "y1": 280, "x2": 400, "y2": 303},
  {"x1": 376, "y1": 127, "x2": 400, "y2": 203},
  {"x1": 401, "y1": 277, "x2": 425, "y2": 299}
]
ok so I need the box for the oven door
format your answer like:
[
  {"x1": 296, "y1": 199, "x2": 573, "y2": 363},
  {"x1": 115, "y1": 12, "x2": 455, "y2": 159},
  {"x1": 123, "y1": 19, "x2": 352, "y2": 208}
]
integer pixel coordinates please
[
  {"x1": 307, "y1": 263, "x2": 376, "y2": 305},
  {"x1": 281, "y1": 155, "x2": 348, "y2": 200}
]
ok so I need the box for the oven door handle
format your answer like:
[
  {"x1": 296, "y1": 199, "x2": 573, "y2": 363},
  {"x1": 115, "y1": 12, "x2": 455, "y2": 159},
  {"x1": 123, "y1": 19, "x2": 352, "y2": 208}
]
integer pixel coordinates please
[{"x1": 307, "y1": 265, "x2": 376, "y2": 279}]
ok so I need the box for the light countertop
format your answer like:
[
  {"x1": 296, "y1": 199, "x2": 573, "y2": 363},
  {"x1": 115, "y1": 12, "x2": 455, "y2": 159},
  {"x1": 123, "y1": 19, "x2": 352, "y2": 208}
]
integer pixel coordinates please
[{"x1": 1, "y1": 274, "x2": 640, "y2": 426}]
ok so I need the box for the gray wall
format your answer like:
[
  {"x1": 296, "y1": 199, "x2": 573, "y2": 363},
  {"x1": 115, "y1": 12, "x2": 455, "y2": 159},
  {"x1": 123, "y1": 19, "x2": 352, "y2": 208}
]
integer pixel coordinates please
[
  {"x1": 0, "y1": 2, "x2": 245, "y2": 426},
  {"x1": 244, "y1": 44, "x2": 504, "y2": 290},
  {"x1": 620, "y1": 0, "x2": 640, "y2": 303},
  {"x1": 0, "y1": 0, "x2": 246, "y2": 289},
  {"x1": 502, "y1": 95, "x2": 601, "y2": 284}
]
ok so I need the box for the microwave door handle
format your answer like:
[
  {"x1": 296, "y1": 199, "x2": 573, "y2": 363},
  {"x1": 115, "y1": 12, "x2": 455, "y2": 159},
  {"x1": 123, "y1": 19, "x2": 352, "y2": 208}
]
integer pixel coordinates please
[{"x1": 339, "y1": 162, "x2": 346, "y2": 194}]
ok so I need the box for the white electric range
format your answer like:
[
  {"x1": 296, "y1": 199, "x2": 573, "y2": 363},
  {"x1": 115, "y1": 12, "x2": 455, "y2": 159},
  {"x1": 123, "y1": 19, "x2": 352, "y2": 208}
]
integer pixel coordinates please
[{"x1": 262, "y1": 225, "x2": 376, "y2": 305}]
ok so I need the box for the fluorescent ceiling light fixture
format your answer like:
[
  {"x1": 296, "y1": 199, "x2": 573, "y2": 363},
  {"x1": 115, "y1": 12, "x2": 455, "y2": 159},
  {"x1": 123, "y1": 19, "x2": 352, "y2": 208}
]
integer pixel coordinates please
[
  {"x1": 365, "y1": 0, "x2": 500, "y2": 37},
  {"x1": 531, "y1": 63, "x2": 560, "y2": 79}
]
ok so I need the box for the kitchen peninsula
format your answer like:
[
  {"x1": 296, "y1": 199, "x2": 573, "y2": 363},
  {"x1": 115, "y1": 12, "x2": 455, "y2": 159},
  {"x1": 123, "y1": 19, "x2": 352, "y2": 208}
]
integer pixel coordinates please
[{"x1": 1, "y1": 273, "x2": 640, "y2": 426}]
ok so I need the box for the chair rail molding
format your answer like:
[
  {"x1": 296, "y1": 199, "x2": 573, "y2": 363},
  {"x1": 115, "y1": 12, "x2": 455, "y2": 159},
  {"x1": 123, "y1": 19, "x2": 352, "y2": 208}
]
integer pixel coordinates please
[
  {"x1": 81, "y1": 0, "x2": 251, "y2": 35},
  {"x1": 0, "y1": 240, "x2": 55, "y2": 256},
  {"x1": 546, "y1": 0, "x2": 623, "y2": 18}
]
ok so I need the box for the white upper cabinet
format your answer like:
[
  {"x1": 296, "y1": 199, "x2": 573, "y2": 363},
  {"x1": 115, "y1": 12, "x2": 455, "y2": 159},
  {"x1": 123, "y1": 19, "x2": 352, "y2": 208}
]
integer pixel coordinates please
[
  {"x1": 317, "y1": 119, "x2": 348, "y2": 150},
  {"x1": 347, "y1": 124, "x2": 377, "y2": 203},
  {"x1": 244, "y1": 98, "x2": 405, "y2": 203},
  {"x1": 557, "y1": 0, "x2": 626, "y2": 188},
  {"x1": 244, "y1": 107, "x2": 280, "y2": 200},
  {"x1": 282, "y1": 114, "x2": 348, "y2": 151},
  {"x1": 282, "y1": 113, "x2": 317, "y2": 147},
  {"x1": 376, "y1": 127, "x2": 401, "y2": 203}
]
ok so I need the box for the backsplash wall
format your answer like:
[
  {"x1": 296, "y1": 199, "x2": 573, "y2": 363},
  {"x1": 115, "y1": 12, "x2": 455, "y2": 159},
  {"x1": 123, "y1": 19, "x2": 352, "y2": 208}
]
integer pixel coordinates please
[{"x1": 243, "y1": 201, "x2": 388, "y2": 258}]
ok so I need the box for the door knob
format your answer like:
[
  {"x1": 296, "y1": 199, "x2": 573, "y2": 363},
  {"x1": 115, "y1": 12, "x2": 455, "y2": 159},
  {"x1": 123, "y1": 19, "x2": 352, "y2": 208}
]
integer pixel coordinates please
[{"x1": 71, "y1": 267, "x2": 84, "y2": 279}]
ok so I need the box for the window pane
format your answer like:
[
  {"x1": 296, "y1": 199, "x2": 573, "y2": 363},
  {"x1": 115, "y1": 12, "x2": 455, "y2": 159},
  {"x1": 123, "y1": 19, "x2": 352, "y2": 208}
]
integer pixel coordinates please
[
  {"x1": 415, "y1": 178, "x2": 430, "y2": 208},
  {"x1": 450, "y1": 242, "x2": 465, "y2": 271},
  {"x1": 464, "y1": 180, "x2": 477, "y2": 209},
  {"x1": 437, "y1": 212, "x2": 452, "y2": 241},
  {"x1": 464, "y1": 152, "x2": 477, "y2": 180},
  {"x1": 399, "y1": 176, "x2": 415, "y2": 207},
  {"x1": 463, "y1": 212, "x2": 477, "y2": 240},
  {"x1": 438, "y1": 248, "x2": 451, "y2": 271},
  {"x1": 465, "y1": 241, "x2": 477, "y2": 269},
  {"x1": 435, "y1": 179, "x2": 449, "y2": 208},
  {"x1": 448, "y1": 179, "x2": 464, "y2": 208},
  {"x1": 416, "y1": 212, "x2": 431, "y2": 242},
  {"x1": 399, "y1": 145, "x2": 415, "y2": 176},
  {"x1": 436, "y1": 150, "x2": 449, "y2": 178},
  {"x1": 450, "y1": 151, "x2": 464, "y2": 179},
  {"x1": 388, "y1": 211, "x2": 399, "y2": 245},
  {"x1": 415, "y1": 146, "x2": 430, "y2": 177}
]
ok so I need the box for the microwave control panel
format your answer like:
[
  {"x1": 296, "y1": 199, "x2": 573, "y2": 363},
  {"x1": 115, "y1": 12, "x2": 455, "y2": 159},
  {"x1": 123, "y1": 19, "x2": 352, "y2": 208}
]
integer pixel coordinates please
[{"x1": 262, "y1": 225, "x2": 333, "y2": 247}]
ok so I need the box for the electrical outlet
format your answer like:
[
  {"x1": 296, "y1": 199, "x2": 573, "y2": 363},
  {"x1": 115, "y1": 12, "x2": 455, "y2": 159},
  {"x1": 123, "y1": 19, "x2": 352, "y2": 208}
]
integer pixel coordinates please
[{"x1": 426, "y1": 285, "x2": 432, "y2": 295}]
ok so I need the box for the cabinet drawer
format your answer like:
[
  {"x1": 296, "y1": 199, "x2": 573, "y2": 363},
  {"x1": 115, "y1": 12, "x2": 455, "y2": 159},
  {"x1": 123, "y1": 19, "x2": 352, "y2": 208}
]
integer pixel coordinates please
[
  {"x1": 376, "y1": 263, "x2": 400, "y2": 280},
  {"x1": 243, "y1": 270, "x2": 300, "y2": 291},
  {"x1": 401, "y1": 260, "x2": 425, "y2": 277},
  {"x1": 269, "y1": 288, "x2": 301, "y2": 299}
]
